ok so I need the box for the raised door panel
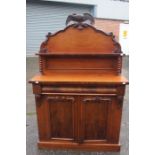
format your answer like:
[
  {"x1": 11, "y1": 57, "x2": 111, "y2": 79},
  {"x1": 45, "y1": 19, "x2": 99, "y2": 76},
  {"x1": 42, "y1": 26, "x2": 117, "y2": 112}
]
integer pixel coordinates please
[
  {"x1": 47, "y1": 95, "x2": 78, "y2": 141},
  {"x1": 80, "y1": 96, "x2": 112, "y2": 143},
  {"x1": 79, "y1": 95, "x2": 123, "y2": 144}
]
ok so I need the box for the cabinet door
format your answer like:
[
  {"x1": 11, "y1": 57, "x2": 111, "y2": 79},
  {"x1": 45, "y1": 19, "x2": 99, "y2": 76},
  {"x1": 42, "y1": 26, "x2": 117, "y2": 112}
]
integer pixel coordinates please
[
  {"x1": 47, "y1": 95, "x2": 78, "y2": 141},
  {"x1": 36, "y1": 95, "x2": 78, "y2": 142},
  {"x1": 79, "y1": 96, "x2": 118, "y2": 144}
]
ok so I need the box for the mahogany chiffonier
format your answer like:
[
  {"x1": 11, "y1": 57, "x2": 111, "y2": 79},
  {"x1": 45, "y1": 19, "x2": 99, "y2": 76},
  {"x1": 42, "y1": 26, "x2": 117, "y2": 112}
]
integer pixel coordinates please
[{"x1": 29, "y1": 14, "x2": 128, "y2": 152}]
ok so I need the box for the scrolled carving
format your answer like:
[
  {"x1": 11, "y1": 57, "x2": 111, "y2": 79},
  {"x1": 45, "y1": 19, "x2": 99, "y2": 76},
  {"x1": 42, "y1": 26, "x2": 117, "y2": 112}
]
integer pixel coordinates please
[
  {"x1": 47, "y1": 96, "x2": 75, "y2": 103},
  {"x1": 39, "y1": 32, "x2": 52, "y2": 53},
  {"x1": 113, "y1": 40, "x2": 122, "y2": 53},
  {"x1": 35, "y1": 94, "x2": 42, "y2": 106},
  {"x1": 46, "y1": 32, "x2": 52, "y2": 37},
  {"x1": 72, "y1": 23, "x2": 90, "y2": 30},
  {"x1": 83, "y1": 97, "x2": 111, "y2": 103},
  {"x1": 109, "y1": 32, "x2": 115, "y2": 38}
]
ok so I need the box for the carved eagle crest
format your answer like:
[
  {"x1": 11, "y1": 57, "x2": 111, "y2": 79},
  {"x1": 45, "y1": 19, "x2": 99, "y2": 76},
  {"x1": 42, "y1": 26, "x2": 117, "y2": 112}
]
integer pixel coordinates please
[{"x1": 66, "y1": 13, "x2": 94, "y2": 26}]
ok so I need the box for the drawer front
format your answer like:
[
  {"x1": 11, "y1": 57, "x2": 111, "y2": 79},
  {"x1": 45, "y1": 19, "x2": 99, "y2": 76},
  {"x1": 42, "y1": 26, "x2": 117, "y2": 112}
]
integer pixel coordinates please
[{"x1": 41, "y1": 85, "x2": 118, "y2": 95}]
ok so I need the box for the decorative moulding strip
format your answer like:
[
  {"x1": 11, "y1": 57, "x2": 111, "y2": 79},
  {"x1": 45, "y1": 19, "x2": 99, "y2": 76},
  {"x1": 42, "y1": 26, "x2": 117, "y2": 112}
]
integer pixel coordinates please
[
  {"x1": 47, "y1": 96, "x2": 75, "y2": 103},
  {"x1": 42, "y1": 93, "x2": 117, "y2": 96},
  {"x1": 83, "y1": 97, "x2": 111, "y2": 103},
  {"x1": 36, "y1": 53, "x2": 124, "y2": 56},
  {"x1": 46, "y1": 68, "x2": 115, "y2": 70}
]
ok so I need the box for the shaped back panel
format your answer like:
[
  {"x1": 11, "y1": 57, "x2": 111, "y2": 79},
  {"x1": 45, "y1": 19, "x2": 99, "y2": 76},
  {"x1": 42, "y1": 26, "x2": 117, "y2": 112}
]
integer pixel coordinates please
[{"x1": 40, "y1": 25, "x2": 121, "y2": 54}]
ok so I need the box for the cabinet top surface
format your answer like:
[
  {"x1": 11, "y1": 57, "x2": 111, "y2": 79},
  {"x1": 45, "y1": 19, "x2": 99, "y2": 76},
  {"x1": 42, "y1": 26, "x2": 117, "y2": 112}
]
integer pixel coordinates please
[{"x1": 29, "y1": 72, "x2": 128, "y2": 85}]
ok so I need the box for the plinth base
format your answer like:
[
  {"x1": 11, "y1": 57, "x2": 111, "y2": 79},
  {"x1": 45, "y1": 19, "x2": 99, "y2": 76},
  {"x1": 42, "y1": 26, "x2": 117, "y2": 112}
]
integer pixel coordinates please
[{"x1": 38, "y1": 141, "x2": 121, "y2": 152}]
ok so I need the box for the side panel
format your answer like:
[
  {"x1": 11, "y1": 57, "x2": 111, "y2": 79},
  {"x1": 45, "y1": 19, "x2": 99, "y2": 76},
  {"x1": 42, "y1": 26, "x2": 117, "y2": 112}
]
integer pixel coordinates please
[{"x1": 35, "y1": 95, "x2": 51, "y2": 140}]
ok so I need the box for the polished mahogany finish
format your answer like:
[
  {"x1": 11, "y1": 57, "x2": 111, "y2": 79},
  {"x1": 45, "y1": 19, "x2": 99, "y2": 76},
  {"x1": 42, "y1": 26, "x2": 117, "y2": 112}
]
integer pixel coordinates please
[{"x1": 29, "y1": 14, "x2": 128, "y2": 152}]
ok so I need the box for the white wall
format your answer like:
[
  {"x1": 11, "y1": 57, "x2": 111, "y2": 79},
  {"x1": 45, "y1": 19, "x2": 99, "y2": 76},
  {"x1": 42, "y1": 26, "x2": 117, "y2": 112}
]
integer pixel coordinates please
[
  {"x1": 119, "y1": 23, "x2": 129, "y2": 55},
  {"x1": 44, "y1": 0, "x2": 129, "y2": 20}
]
